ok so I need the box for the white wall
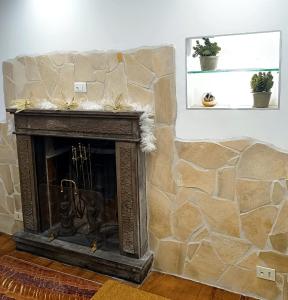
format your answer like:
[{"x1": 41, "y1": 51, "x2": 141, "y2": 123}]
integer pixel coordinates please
[{"x1": 0, "y1": 0, "x2": 287, "y2": 148}]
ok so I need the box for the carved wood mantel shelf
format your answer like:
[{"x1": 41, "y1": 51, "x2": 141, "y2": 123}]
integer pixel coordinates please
[{"x1": 7, "y1": 108, "x2": 153, "y2": 283}]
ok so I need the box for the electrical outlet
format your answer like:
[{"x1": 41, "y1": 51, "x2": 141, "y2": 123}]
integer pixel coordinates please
[
  {"x1": 256, "y1": 266, "x2": 275, "y2": 281},
  {"x1": 74, "y1": 82, "x2": 87, "y2": 93},
  {"x1": 14, "y1": 211, "x2": 23, "y2": 222}
]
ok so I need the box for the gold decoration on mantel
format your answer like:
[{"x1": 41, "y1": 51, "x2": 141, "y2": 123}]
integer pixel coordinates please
[
  {"x1": 10, "y1": 93, "x2": 38, "y2": 112},
  {"x1": 103, "y1": 93, "x2": 134, "y2": 112},
  {"x1": 53, "y1": 96, "x2": 79, "y2": 110}
]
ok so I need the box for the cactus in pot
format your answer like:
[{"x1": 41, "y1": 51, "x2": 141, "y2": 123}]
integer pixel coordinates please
[
  {"x1": 250, "y1": 72, "x2": 274, "y2": 108},
  {"x1": 192, "y1": 38, "x2": 221, "y2": 71}
]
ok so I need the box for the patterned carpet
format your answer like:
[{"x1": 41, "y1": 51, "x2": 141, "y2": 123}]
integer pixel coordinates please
[{"x1": 0, "y1": 255, "x2": 101, "y2": 299}]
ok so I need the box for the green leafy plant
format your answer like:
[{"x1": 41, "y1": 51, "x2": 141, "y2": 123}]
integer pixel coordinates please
[
  {"x1": 250, "y1": 72, "x2": 274, "y2": 93},
  {"x1": 192, "y1": 38, "x2": 221, "y2": 57}
]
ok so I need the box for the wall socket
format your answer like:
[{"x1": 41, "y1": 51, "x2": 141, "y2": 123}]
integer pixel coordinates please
[
  {"x1": 256, "y1": 266, "x2": 275, "y2": 281},
  {"x1": 74, "y1": 82, "x2": 87, "y2": 93}
]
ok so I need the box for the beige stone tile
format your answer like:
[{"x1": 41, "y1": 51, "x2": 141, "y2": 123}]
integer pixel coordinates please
[
  {"x1": 210, "y1": 233, "x2": 251, "y2": 265},
  {"x1": 148, "y1": 154, "x2": 175, "y2": 195},
  {"x1": 86, "y1": 82, "x2": 104, "y2": 101},
  {"x1": 272, "y1": 200, "x2": 288, "y2": 234},
  {"x1": 14, "y1": 194, "x2": 22, "y2": 212},
  {"x1": 134, "y1": 49, "x2": 154, "y2": 71},
  {"x1": 172, "y1": 202, "x2": 202, "y2": 241},
  {"x1": 24, "y1": 56, "x2": 41, "y2": 81},
  {"x1": 11, "y1": 165, "x2": 20, "y2": 186},
  {"x1": 186, "y1": 242, "x2": 200, "y2": 260},
  {"x1": 218, "y1": 266, "x2": 252, "y2": 294},
  {"x1": 219, "y1": 266, "x2": 281, "y2": 300},
  {"x1": 150, "y1": 126, "x2": 174, "y2": 164},
  {"x1": 245, "y1": 273, "x2": 282, "y2": 300},
  {"x1": 93, "y1": 70, "x2": 106, "y2": 83},
  {"x1": 5, "y1": 195, "x2": 15, "y2": 214},
  {"x1": 36, "y1": 55, "x2": 59, "y2": 96},
  {"x1": 12, "y1": 220, "x2": 23, "y2": 233},
  {"x1": 175, "y1": 160, "x2": 216, "y2": 194},
  {"x1": 106, "y1": 52, "x2": 118, "y2": 72},
  {"x1": 49, "y1": 52, "x2": 74, "y2": 66},
  {"x1": 148, "y1": 231, "x2": 159, "y2": 254},
  {"x1": 259, "y1": 251, "x2": 288, "y2": 273},
  {"x1": 2, "y1": 61, "x2": 14, "y2": 79},
  {"x1": 150, "y1": 47, "x2": 175, "y2": 77},
  {"x1": 14, "y1": 184, "x2": 21, "y2": 194},
  {"x1": 236, "y1": 179, "x2": 271, "y2": 213},
  {"x1": 134, "y1": 47, "x2": 175, "y2": 77},
  {"x1": 0, "y1": 164, "x2": 13, "y2": 195},
  {"x1": 176, "y1": 141, "x2": 238, "y2": 169},
  {"x1": 127, "y1": 84, "x2": 154, "y2": 107},
  {"x1": 190, "y1": 226, "x2": 210, "y2": 242},
  {"x1": 272, "y1": 181, "x2": 286, "y2": 205},
  {"x1": 10, "y1": 58, "x2": 27, "y2": 100},
  {"x1": 148, "y1": 184, "x2": 172, "y2": 239},
  {"x1": 270, "y1": 232, "x2": 288, "y2": 253},
  {"x1": 87, "y1": 52, "x2": 107, "y2": 70},
  {"x1": 124, "y1": 54, "x2": 155, "y2": 89},
  {"x1": 238, "y1": 252, "x2": 259, "y2": 270},
  {"x1": 154, "y1": 239, "x2": 186, "y2": 275},
  {"x1": 241, "y1": 206, "x2": 278, "y2": 248},
  {"x1": 3, "y1": 76, "x2": 16, "y2": 106},
  {"x1": 154, "y1": 75, "x2": 176, "y2": 125},
  {"x1": 220, "y1": 139, "x2": 253, "y2": 152},
  {"x1": 22, "y1": 81, "x2": 49, "y2": 99},
  {"x1": 190, "y1": 190, "x2": 240, "y2": 237},
  {"x1": 217, "y1": 167, "x2": 235, "y2": 201},
  {"x1": 183, "y1": 241, "x2": 226, "y2": 284},
  {"x1": 0, "y1": 213, "x2": 17, "y2": 235},
  {"x1": 238, "y1": 143, "x2": 288, "y2": 180},
  {"x1": 103, "y1": 63, "x2": 128, "y2": 101},
  {"x1": 0, "y1": 147, "x2": 17, "y2": 165},
  {"x1": 52, "y1": 63, "x2": 75, "y2": 99},
  {"x1": 74, "y1": 53, "x2": 97, "y2": 81},
  {"x1": 227, "y1": 157, "x2": 239, "y2": 166}
]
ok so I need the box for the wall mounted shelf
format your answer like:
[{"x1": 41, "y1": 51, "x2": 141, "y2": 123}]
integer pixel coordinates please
[{"x1": 188, "y1": 68, "x2": 279, "y2": 74}]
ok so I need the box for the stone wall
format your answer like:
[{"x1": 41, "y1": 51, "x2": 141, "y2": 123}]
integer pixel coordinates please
[
  {"x1": 2, "y1": 46, "x2": 288, "y2": 299},
  {"x1": 0, "y1": 119, "x2": 22, "y2": 234}
]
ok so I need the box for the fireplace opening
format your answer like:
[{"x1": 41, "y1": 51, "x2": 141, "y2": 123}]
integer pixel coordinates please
[{"x1": 34, "y1": 136, "x2": 119, "y2": 252}]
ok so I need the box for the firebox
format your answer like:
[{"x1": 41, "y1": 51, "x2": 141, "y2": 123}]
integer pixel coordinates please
[{"x1": 7, "y1": 108, "x2": 153, "y2": 283}]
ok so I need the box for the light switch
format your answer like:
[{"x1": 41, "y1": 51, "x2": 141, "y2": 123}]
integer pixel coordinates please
[{"x1": 74, "y1": 82, "x2": 87, "y2": 93}]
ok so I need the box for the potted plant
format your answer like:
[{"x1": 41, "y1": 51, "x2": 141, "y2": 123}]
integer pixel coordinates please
[
  {"x1": 192, "y1": 37, "x2": 221, "y2": 71},
  {"x1": 250, "y1": 72, "x2": 274, "y2": 108}
]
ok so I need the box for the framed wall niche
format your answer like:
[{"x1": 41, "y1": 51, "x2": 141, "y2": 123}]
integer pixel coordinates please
[{"x1": 186, "y1": 31, "x2": 281, "y2": 109}]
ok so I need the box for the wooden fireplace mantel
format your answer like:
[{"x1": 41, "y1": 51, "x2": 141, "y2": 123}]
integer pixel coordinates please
[
  {"x1": 7, "y1": 108, "x2": 152, "y2": 283},
  {"x1": 7, "y1": 108, "x2": 143, "y2": 141}
]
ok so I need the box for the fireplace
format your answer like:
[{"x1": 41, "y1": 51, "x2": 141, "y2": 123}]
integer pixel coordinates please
[{"x1": 7, "y1": 108, "x2": 153, "y2": 283}]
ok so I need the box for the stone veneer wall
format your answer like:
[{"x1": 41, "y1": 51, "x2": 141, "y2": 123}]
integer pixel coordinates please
[
  {"x1": 2, "y1": 46, "x2": 288, "y2": 299},
  {"x1": 0, "y1": 120, "x2": 22, "y2": 234}
]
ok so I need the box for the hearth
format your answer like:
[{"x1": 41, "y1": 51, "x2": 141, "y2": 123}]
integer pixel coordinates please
[{"x1": 7, "y1": 109, "x2": 153, "y2": 283}]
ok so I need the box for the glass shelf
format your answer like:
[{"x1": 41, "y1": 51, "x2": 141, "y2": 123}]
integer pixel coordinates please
[{"x1": 187, "y1": 68, "x2": 279, "y2": 74}]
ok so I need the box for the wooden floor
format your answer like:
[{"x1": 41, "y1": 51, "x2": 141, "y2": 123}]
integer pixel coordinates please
[{"x1": 0, "y1": 233, "x2": 255, "y2": 300}]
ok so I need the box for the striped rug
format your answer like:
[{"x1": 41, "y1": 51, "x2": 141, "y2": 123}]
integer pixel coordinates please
[{"x1": 0, "y1": 255, "x2": 101, "y2": 299}]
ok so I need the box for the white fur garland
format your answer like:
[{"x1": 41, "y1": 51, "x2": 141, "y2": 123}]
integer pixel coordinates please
[
  {"x1": 139, "y1": 110, "x2": 156, "y2": 153},
  {"x1": 8, "y1": 98, "x2": 156, "y2": 153}
]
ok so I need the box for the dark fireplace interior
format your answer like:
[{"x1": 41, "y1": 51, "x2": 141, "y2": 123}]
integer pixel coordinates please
[{"x1": 34, "y1": 136, "x2": 119, "y2": 252}]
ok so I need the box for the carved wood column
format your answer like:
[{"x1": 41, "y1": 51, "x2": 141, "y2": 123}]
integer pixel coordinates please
[
  {"x1": 16, "y1": 135, "x2": 40, "y2": 233},
  {"x1": 116, "y1": 142, "x2": 147, "y2": 258}
]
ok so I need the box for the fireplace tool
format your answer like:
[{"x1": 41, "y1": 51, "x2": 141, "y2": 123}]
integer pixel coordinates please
[
  {"x1": 60, "y1": 179, "x2": 85, "y2": 219},
  {"x1": 72, "y1": 143, "x2": 93, "y2": 190}
]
